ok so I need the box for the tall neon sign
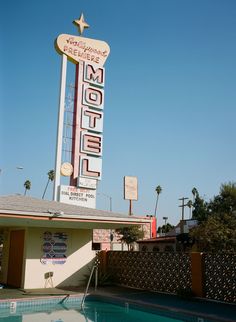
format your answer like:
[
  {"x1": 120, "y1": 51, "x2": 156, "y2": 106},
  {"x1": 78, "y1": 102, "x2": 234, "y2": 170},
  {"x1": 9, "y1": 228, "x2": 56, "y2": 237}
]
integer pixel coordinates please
[{"x1": 53, "y1": 14, "x2": 110, "y2": 208}]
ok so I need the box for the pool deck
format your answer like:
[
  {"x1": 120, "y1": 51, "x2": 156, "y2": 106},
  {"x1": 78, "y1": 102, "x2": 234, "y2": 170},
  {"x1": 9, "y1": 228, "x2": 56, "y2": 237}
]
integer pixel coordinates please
[{"x1": 0, "y1": 285, "x2": 235, "y2": 322}]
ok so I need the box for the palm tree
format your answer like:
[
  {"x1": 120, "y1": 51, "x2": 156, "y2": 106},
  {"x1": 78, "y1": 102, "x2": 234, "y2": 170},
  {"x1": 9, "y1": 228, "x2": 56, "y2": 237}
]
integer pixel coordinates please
[
  {"x1": 192, "y1": 187, "x2": 198, "y2": 202},
  {"x1": 42, "y1": 170, "x2": 55, "y2": 199},
  {"x1": 154, "y1": 185, "x2": 162, "y2": 217},
  {"x1": 24, "y1": 180, "x2": 31, "y2": 196},
  {"x1": 187, "y1": 200, "x2": 193, "y2": 219}
]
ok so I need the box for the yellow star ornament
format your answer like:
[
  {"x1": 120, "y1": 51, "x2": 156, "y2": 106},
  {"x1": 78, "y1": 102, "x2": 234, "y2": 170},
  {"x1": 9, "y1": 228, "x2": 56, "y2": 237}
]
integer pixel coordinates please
[{"x1": 73, "y1": 13, "x2": 89, "y2": 35}]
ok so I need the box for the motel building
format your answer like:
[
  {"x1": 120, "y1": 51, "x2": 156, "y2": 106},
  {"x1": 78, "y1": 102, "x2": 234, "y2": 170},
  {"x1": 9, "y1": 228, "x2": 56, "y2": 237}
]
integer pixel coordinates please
[{"x1": 0, "y1": 195, "x2": 152, "y2": 289}]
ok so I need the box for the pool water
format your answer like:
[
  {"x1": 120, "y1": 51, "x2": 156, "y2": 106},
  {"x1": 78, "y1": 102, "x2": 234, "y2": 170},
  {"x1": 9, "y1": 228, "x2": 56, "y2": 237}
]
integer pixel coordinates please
[
  {"x1": 0, "y1": 300, "x2": 209, "y2": 322},
  {"x1": 84, "y1": 301, "x2": 183, "y2": 322}
]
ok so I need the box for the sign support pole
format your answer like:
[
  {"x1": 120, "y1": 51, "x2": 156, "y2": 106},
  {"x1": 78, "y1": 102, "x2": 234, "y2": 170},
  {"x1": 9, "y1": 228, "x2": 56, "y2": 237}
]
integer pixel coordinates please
[
  {"x1": 53, "y1": 54, "x2": 67, "y2": 201},
  {"x1": 129, "y1": 200, "x2": 132, "y2": 216},
  {"x1": 70, "y1": 61, "x2": 85, "y2": 186}
]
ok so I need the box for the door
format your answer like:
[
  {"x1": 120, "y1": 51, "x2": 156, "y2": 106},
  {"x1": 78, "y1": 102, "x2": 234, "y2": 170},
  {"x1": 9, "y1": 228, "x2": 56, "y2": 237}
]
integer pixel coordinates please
[{"x1": 7, "y1": 230, "x2": 25, "y2": 287}]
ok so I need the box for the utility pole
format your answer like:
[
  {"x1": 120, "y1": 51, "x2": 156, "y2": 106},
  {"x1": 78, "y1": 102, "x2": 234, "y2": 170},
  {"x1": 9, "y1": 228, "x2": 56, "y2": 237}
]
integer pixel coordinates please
[{"x1": 178, "y1": 197, "x2": 188, "y2": 234}]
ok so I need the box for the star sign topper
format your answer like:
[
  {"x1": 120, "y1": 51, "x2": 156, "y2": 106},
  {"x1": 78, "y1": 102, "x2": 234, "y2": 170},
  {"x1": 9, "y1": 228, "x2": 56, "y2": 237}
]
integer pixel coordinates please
[{"x1": 73, "y1": 13, "x2": 89, "y2": 35}]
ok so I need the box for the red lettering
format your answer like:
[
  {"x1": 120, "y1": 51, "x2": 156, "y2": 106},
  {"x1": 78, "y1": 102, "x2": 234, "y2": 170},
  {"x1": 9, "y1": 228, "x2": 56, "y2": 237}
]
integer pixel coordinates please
[
  {"x1": 82, "y1": 159, "x2": 100, "y2": 178},
  {"x1": 83, "y1": 134, "x2": 101, "y2": 154},
  {"x1": 84, "y1": 110, "x2": 102, "y2": 128}
]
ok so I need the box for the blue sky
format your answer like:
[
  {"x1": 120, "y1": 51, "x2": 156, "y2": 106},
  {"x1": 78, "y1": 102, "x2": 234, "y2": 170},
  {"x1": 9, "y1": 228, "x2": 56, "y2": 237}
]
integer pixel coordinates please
[{"x1": 1, "y1": 0, "x2": 236, "y2": 225}]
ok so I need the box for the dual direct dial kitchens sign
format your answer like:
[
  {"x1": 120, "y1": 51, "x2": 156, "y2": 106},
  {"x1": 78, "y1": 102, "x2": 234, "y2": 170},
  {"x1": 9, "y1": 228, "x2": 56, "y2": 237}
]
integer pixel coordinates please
[{"x1": 55, "y1": 15, "x2": 110, "y2": 208}]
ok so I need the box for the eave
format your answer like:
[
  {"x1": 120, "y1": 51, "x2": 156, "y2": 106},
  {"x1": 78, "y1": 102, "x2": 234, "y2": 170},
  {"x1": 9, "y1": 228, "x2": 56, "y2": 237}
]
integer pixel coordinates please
[{"x1": 0, "y1": 211, "x2": 151, "y2": 230}]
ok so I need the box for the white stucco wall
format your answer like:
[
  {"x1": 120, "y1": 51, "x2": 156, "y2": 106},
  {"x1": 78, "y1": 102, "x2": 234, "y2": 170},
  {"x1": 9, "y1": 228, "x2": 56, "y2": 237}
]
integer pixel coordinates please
[{"x1": 23, "y1": 227, "x2": 96, "y2": 289}]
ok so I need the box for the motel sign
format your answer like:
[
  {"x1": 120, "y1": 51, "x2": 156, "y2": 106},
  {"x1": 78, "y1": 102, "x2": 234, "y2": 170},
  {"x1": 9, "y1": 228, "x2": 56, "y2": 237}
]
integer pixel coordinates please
[{"x1": 53, "y1": 14, "x2": 110, "y2": 208}]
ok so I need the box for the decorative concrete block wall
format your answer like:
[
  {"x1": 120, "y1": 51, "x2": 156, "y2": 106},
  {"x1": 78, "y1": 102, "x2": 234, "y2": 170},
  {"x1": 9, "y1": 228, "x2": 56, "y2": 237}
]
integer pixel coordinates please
[
  {"x1": 101, "y1": 251, "x2": 236, "y2": 304},
  {"x1": 204, "y1": 253, "x2": 236, "y2": 303},
  {"x1": 107, "y1": 251, "x2": 192, "y2": 294}
]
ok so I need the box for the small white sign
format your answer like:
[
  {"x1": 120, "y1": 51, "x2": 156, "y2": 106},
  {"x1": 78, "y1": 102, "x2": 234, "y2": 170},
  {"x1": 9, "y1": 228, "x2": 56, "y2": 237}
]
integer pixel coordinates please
[
  {"x1": 78, "y1": 177, "x2": 97, "y2": 189},
  {"x1": 124, "y1": 176, "x2": 138, "y2": 200},
  {"x1": 59, "y1": 185, "x2": 96, "y2": 208}
]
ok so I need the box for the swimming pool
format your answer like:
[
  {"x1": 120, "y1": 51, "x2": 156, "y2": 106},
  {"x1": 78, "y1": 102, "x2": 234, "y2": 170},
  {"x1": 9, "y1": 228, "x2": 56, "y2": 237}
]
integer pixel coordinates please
[{"x1": 0, "y1": 298, "x2": 220, "y2": 322}]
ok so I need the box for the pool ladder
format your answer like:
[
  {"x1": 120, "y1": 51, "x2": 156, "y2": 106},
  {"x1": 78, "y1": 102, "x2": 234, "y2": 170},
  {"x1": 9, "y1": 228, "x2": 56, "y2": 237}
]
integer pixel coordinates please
[{"x1": 81, "y1": 258, "x2": 100, "y2": 309}]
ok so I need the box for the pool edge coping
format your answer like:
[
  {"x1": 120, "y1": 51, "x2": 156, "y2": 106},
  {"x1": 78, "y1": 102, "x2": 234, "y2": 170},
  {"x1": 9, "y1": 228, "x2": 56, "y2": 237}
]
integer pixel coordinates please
[{"x1": 0, "y1": 293, "x2": 83, "y2": 304}]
